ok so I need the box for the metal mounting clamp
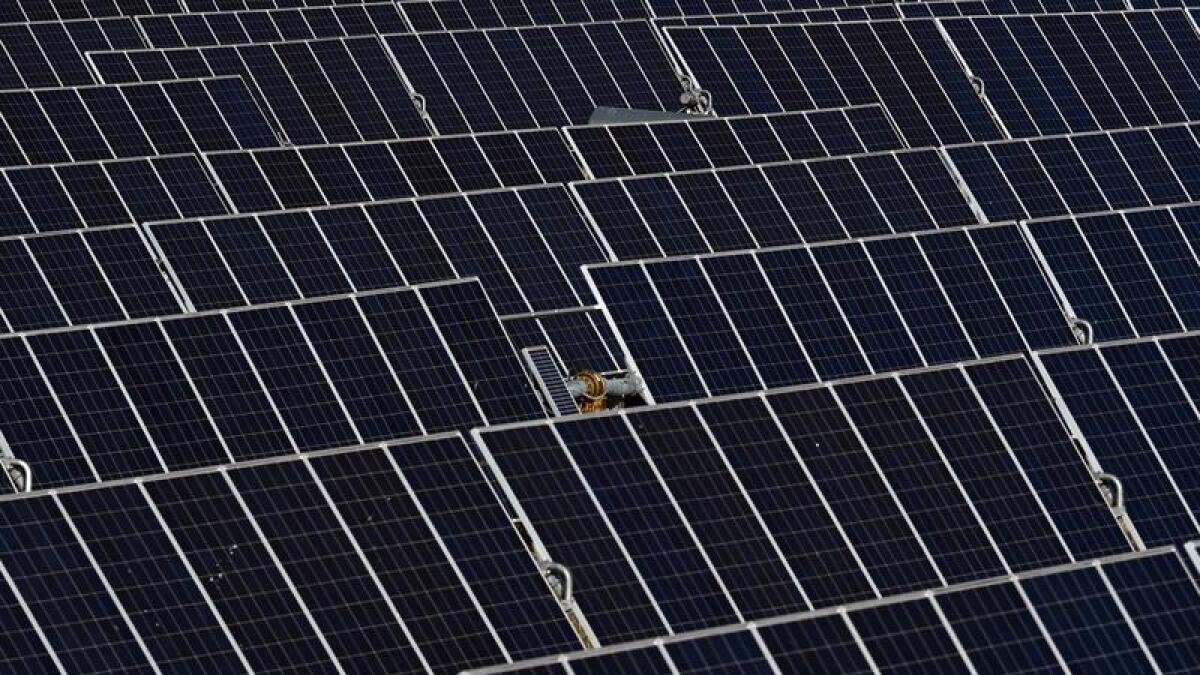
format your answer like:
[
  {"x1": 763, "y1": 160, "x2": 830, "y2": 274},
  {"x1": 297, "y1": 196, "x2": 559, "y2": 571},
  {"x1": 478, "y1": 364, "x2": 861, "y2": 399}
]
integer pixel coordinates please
[{"x1": 541, "y1": 562, "x2": 573, "y2": 604}]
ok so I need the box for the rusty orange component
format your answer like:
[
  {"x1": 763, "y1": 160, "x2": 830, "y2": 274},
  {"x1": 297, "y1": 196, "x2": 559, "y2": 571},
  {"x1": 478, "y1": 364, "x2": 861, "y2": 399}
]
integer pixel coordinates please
[{"x1": 574, "y1": 370, "x2": 607, "y2": 413}]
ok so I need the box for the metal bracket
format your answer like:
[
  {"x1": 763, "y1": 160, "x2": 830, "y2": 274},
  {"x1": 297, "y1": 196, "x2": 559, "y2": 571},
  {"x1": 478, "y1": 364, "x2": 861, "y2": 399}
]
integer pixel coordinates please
[
  {"x1": 1070, "y1": 316, "x2": 1093, "y2": 345},
  {"x1": 969, "y1": 75, "x2": 985, "y2": 97},
  {"x1": 541, "y1": 562, "x2": 573, "y2": 604},
  {"x1": 678, "y1": 87, "x2": 712, "y2": 115},
  {"x1": 1096, "y1": 472, "x2": 1125, "y2": 518},
  {"x1": 1, "y1": 458, "x2": 31, "y2": 493}
]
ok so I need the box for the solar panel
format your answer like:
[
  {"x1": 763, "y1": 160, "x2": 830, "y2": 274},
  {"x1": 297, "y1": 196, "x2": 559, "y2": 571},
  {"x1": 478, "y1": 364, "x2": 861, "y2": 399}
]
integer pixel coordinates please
[
  {"x1": 146, "y1": 184, "x2": 608, "y2": 316},
  {"x1": 86, "y1": 36, "x2": 430, "y2": 144},
  {"x1": 0, "y1": 77, "x2": 279, "y2": 166},
  {"x1": 564, "y1": 105, "x2": 905, "y2": 179},
  {"x1": 0, "y1": 280, "x2": 543, "y2": 490},
  {"x1": 1033, "y1": 332, "x2": 1200, "y2": 547},
  {"x1": 462, "y1": 546, "x2": 1200, "y2": 674},
  {"x1": 0, "y1": 0, "x2": 395, "y2": 20},
  {"x1": 182, "y1": 0, "x2": 399, "y2": 10},
  {"x1": 573, "y1": 149, "x2": 980, "y2": 258},
  {"x1": 646, "y1": 0, "x2": 889, "y2": 14},
  {"x1": 397, "y1": 0, "x2": 648, "y2": 29},
  {"x1": 940, "y1": 10, "x2": 1200, "y2": 137},
  {"x1": 472, "y1": 356, "x2": 1129, "y2": 645},
  {"x1": 0, "y1": 225, "x2": 183, "y2": 332},
  {"x1": 1023, "y1": 203, "x2": 1200, "y2": 343},
  {"x1": 902, "y1": 0, "x2": 1129, "y2": 17},
  {"x1": 946, "y1": 122, "x2": 1200, "y2": 221},
  {"x1": 136, "y1": 3, "x2": 410, "y2": 47},
  {"x1": 585, "y1": 223, "x2": 1076, "y2": 402},
  {"x1": 384, "y1": 21, "x2": 686, "y2": 134},
  {"x1": 0, "y1": 433, "x2": 584, "y2": 673},
  {"x1": 652, "y1": 6, "x2": 900, "y2": 26},
  {"x1": 0, "y1": 153, "x2": 230, "y2": 232},
  {"x1": 0, "y1": 18, "x2": 145, "y2": 89},
  {"x1": 661, "y1": 20, "x2": 1004, "y2": 146},
  {"x1": 200, "y1": 128, "x2": 582, "y2": 212}
]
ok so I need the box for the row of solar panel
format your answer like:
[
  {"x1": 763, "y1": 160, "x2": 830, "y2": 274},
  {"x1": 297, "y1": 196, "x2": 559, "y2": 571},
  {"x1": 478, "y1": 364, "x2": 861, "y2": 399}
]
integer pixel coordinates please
[
  {"x1": 1, "y1": 10, "x2": 1190, "y2": 147},
  {"x1": 665, "y1": 10, "x2": 1200, "y2": 143},
  {"x1": 587, "y1": 222, "x2": 1077, "y2": 401},
  {"x1": 134, "y1": 1, "x2": 410, "y2": 46},
  {"x1": 0, "y1": 76, "x2": 278, "y2": 166},
  {"x1": 574, "y1": 148, "x2": 981, "y2": 259},
  {"x1": 89, "y1": 35, "x2": 431, "y2": 143},
  {"x1": 1036, "y1": 333, "x2": 1200, "y2": 550},
  {"x1": 473, "y1": 355, "x2": 1130, "y2": 644},
  {"x1": 0, "y1": 153, "x2": 229, "y2": 234},
  {"x1": 467, "y1": 547, "x2": 1200, "y2": 675},
  {"x1": 652, "y1": 0, "x2": 1131, "y2": 26},
  {"x1": 0, "y1": 280, "x2": 544, "y2": 490},
  {"x1": 147, "y1": 185, "x2": 608, "y2": 316},
  {"x1": 647, "y1": 0, "x2": 1186, "y2": 14},
  {"x1": 0, "y1": 433, "x2": 583, "y2": 675},
  {"x1": 567, "y1": 122, "x2": 1200, "y2": 265},
  {"x1": 0, "y1": 0, "x2": 398, "y2": 22},
  {"x1": 942, "y1": 11, "x2": 1200, "y2": 136},
  {"x1": 203, "y1": 129, "x2": 582, "y2": 211},
  {"x1": 0, "y1": 129, "x2": 572, "y2": 235},
  {"x1": 565, "y1": 104, "x2": 904, "y2": 179},
  {"x1": 0, "y1": 225, "x2": 182, "y2": 331},
  {"x1": 0, "y1": 105, "x2": 913, "y2": 237},
  {"x1": 949, "y1": 123, "x2": 1200, "y2": 221}
]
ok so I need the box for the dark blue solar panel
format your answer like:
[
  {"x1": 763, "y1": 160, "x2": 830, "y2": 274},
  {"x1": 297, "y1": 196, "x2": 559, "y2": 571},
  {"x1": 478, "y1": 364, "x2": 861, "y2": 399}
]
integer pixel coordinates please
[
  {"x1": 770, "y1": 387, "x2": 941, "y2": 595},
  {"x1": 1022, "y1": 567, "x2": 1157, "y2": 672},
  {"x1": 0, "y1": 497, "x2": 155, "y2": 674}
]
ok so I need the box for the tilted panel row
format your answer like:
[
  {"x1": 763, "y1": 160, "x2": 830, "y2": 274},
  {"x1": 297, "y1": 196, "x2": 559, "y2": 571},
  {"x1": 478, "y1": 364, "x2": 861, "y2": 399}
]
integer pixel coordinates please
[
  {"x1": 653, "y1": 6, "x2": 901, "y2": 25},
  {"x1": 0, "y1": 153, "x2": 230, "y2": 234},
  {"x1": 467, "y1": 547, "x2": 1200, "y2": 674},
  {"x1": 947, "y1": 122, "x2": 1200, "y2": 222},
  {"x1": 136, "y1": 2, "x2": 409, "y2": 47},
  {"x1": 474, "y1": 357, "x2": 1129, "y2": 645},
  {"x1": 88, "y1": 35, "x2": 430, "y2": 144},
  {"x1": 586, "y1": 223, "x2": 1076, "y2": 402},
  {"x1": 646, "y1": 0, "x2": 896, "y2": 15},
  {"x1": 0, "y1": 0, "x2": 396, "y2": 21},
  {"x1": 0, "y1": 18, "x2": 144, "y2": 89},
  {"x1": 941, "y1": 10, "x2": 1200, "y2": 137},
  {"x1": 573, "y1": 148, "x2": 981, "y2": 262},
  {"x1": 565, "y1": 105, "x2": 905, "y2": 179},
  {"x1": 1036, "y1": 333, "x2": 1200, "y2": 549},
  {"x1": 0, "y1": 77, "x2": 278, "y2": 167},
  {"x1": 0, "y1": 281, "x2": 543, "y2": 490},
  {"x1": 397, "y1": 0, "x2": 648, "y2": 30},
  {"x1": 204, "y1": 129, "x2": 582, "y2": 213},
  {"x1": 384, "y1": 21, "x2": 685, "y2": 134},
  {"x1": 903, "y1": 0, "x2": 1130, "y2": 17},
  {"x1": 1024, "y1": 203, "x2": 1200, "y2": 343},
  {"x1": 0, "y1": 225, "x2": 181, "y2": 332},
  {"x1": 0, "y1": 434, "x2": 581, "y2": 674},
  {"x1": 147, "y1": 185, "x2": 608, "y2": 316},
  {"x1": 663, "y1": 19, "x2": 1003, "y2": 146}
]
